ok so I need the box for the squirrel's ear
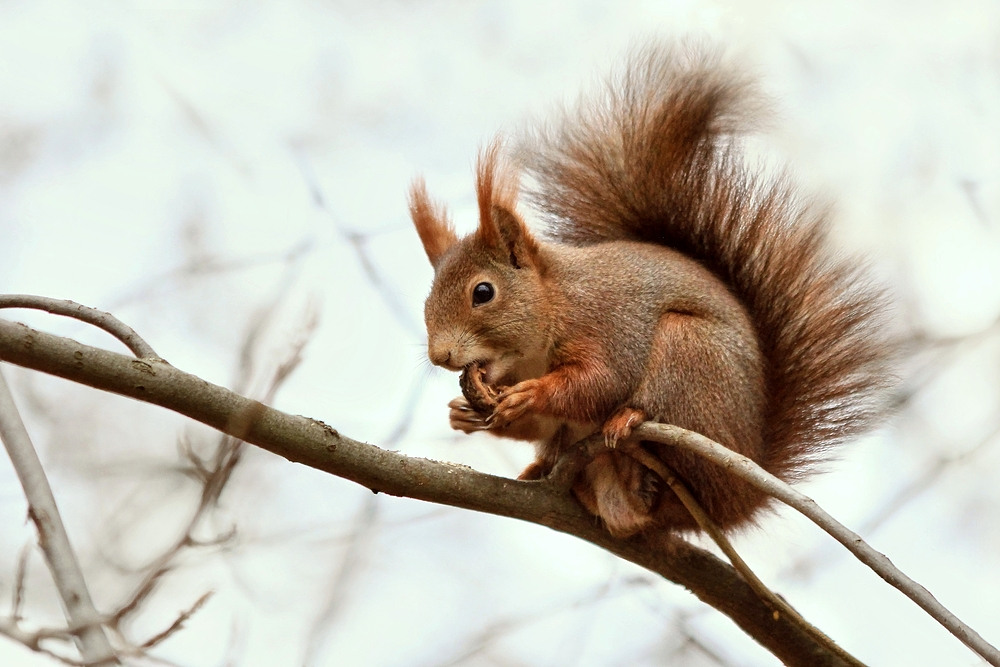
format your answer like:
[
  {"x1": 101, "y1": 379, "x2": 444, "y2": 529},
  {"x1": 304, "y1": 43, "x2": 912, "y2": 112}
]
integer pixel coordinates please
[
  {"x1": 486, "y1": 204, "x2": 541, "y2": 270},
  {"x1": 476, "y1": 139, "x2": 540, "y2": 269},
  {"x1": 409, "y1": 178, "x2": 458, "y2": 269}
]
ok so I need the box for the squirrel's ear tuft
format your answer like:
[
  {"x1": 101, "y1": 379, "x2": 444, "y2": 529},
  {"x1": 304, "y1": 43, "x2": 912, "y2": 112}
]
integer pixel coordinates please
[
  {"x1": 489, "y1": 204, "x2": 540, "y2": 270},
  {"x1": 409, "y1": 178, "x2": 458, "y2": 269},
  {"x1": 476, "y1": 138, "x2": 539, "y2": 269}
]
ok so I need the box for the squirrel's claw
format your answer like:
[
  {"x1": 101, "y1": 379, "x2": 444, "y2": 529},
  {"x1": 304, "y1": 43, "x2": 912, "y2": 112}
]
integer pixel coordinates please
[
  {"x1": 449, "y1": 396, "x2": 490, "y2": 433},
  {"x1": 489, "y1": 379, "x2": 543, "y2": 428},
  {"x1": 448, "y1": 396, "x2": 474, "y2": 411},
  {"x1": 602, "y1": 406, "x2": 646, "y2": 448}
]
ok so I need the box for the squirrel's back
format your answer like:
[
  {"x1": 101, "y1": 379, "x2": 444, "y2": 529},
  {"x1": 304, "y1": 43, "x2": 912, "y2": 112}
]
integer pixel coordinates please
[{"x1": 520, "y1": 44, "x2": 893, "y2": 484}]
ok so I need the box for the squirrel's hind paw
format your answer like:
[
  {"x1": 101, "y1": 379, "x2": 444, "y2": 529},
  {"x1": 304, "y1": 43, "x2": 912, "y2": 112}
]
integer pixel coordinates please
[
  {"x1": 602, "y1": 406, "x2": 647, "y2": 448},
  {"x1": 573, "y1": 450, "x2": 657, "y2": 538},
  {"x1": 517, "y1": 459, "x2": 553, "y2": 481}
]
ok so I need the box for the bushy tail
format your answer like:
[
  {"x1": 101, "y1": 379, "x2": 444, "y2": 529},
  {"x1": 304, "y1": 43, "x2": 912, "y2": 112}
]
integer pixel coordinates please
[{"x1": 520, "y1": 44, "x2": 893, "y2": 480}]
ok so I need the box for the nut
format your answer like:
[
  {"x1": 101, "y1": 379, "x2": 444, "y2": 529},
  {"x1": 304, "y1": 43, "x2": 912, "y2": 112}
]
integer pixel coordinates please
[{"x1": 459, "y1": 362, "x2": 501, "y2": 412}]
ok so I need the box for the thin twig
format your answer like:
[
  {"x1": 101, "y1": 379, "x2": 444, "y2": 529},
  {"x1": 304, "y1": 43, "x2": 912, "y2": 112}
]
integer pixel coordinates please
[
  {"x1": 0, "y1": 620, "x2": 90, "y2": 665},
  {"x1": 303, "y1": 495, "x2": 380, "y2": 664},
  {"x1": 138, "y1": 592, "x2": 213, "y2": 651},
  {"x1": 0, "y1": 295, "x2": 158, "y2": 358},
  {"x1": 633, "y1": 422, "x2": 1000, "y2": 667},
  {"x1": 12, "y1": 542, "x2": 30, "y2": 623},
  {"x1": 0, "y1": 366, "x2": 118, "y2": 664},
  {"x1": 621, "y1": 441, "x2": 863, "y2": 667},
  {"x1": 291, "y1": 149, "x2": 423, "y2": 338},
  {"x1": 106, "y1": 300, "x2": 313, "y2": 645}
]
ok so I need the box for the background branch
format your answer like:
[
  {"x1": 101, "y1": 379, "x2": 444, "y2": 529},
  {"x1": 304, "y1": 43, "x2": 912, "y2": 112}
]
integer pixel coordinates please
[{"x1": 0, "y1": 366, "x2": 117, "y2": 665}]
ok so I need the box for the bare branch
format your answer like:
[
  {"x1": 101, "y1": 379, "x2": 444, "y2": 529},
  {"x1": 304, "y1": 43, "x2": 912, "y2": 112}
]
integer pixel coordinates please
[
  {"x1": 137, "y1": 592, "x2": 213, "y2": 651},
  {"x1": 0, "y1": 619, "x2": 90, "y2": 666},
  {"x1": 12, "y1": 543, "x2": 30, "y2": 623},
  {"x1": 622, "y1": 441, "x2": 863, "y2": 667},
  {"x1": 103, "y1": 302, "x2": 312, "y2": 648},
  {"x1": 632, "y1": 422, "x2": 1000, "y2": 667},
  {"x1": 0, "y1": 295, "x2": 158, "y2": 358},
  {"x1": 303, "y1": 495, "x2": 380, "y2": 664},
  {"x1": 291, "y1": 149, "x2": 424, "y2": 338},
  {"x1": 0, "y1": 293, "x2": 310, "y2": 664},
  {"x1": 0, "y1": 366, "x2": 118, "y2": 664}
]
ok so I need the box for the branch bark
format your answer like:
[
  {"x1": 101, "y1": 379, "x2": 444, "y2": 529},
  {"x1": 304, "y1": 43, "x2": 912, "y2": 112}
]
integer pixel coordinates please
[{"x1": 0, "y1": 316, "x2": 853, "y2": 665}]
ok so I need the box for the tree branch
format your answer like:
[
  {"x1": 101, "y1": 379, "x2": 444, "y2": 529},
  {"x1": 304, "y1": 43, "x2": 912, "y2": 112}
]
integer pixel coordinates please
[
  {"x1": 0, "y1": 366, "x2": 118, "y2": 664},
  {"x1": 0, "y1": 295, "x2": 158, "y2": 359},
  {"x1": 621, "y1": 441, "x2": 864, "y2": 667},
  {"x1": 0, "y1": 316, "x2": 855, "y2": 665},
  {"x1": 632, "y1": 423, "x2": 1000, "y2": 666}
]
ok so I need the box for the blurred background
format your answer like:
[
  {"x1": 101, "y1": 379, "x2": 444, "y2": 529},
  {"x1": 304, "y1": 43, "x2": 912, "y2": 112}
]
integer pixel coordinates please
[{"x1": 0, "y1": 1, "x2": 998, "y2": 665}]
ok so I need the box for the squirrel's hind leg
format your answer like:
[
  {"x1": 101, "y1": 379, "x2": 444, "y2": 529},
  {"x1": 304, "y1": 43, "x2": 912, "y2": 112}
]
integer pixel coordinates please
[{"x1": 573, "y1": 450, "x2": 660, "y2": 538}]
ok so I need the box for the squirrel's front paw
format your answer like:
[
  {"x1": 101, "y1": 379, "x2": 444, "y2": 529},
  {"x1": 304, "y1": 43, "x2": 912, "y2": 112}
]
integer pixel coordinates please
[
  {"x1": 489, "y1": 379, "x2": 544, "y2": 427},
  {"x1": 448, "y1": 397, "x2": 490, "y2": 433}
]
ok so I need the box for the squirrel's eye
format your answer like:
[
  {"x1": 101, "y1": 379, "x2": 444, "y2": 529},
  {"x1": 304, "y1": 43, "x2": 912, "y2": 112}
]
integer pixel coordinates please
[{"x1": 472, "y1": 282, "x2": 495, "y2": 306}]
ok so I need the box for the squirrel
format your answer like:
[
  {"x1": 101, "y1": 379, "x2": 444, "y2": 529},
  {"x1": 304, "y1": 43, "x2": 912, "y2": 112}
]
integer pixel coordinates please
[{"x1": 407, "y1": 44, "x2": 892, "y2": 537}]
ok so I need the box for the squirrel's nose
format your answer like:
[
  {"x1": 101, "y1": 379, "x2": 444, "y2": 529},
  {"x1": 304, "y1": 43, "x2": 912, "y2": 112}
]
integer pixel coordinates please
[{"x1": 428, "y1": 344, "x2": 461, "y2": 371}]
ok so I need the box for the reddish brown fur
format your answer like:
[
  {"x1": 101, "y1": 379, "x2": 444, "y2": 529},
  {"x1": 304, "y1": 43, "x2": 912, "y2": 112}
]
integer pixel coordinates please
[
  {"x1": 522, "y1": 45, "x2": 892, "y2": 486},
  {"x1": 410, "y1": 44, "x2": 893, "y2": 536},
  {"x1": 476, "y1": 140, "x2": 521, "y2": 239},
  {"x1": 408, "y1": 179, "x2": 456, "y2": 269}
]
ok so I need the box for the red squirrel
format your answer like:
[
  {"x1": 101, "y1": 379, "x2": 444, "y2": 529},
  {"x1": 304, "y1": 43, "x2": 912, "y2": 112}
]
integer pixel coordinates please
[{"x1": 408, "y1": 45, "x2": 892, "y2": 537}]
